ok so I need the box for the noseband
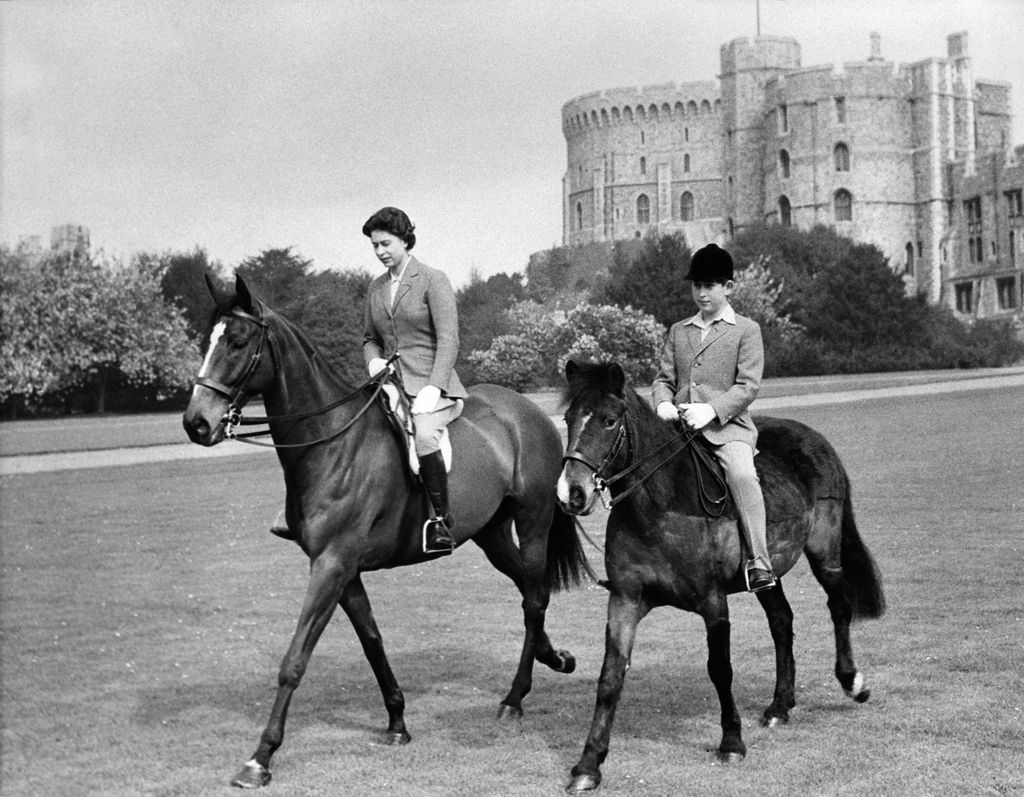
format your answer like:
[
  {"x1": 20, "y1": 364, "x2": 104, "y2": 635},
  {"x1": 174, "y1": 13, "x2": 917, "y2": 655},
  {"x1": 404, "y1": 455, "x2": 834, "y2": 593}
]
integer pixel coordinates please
[{"x1": 194, "y1": 307, "x2": 275, "y2": 425}]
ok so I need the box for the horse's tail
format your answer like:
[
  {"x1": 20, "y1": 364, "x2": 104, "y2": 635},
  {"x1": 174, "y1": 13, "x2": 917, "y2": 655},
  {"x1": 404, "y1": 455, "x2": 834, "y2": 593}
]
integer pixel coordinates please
[
  {"x1": 545, "y1": 506, "x2": 596, "y2": 592},
  {"x1": 839, "y1": 477, "x2": 886, "y2": 620}
]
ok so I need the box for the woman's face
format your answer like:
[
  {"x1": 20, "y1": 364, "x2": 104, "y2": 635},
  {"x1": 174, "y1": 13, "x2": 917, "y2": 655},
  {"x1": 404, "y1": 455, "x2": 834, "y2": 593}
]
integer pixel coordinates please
[{"x1": 369, "y1": 229, "x2": 409, "y2": 271}]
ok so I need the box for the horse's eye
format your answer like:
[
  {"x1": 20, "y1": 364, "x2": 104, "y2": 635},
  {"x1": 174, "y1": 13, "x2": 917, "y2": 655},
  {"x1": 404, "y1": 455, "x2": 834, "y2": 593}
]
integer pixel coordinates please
[{"x1": 601, "y1": 415, "x2": 617, "y2": 430}]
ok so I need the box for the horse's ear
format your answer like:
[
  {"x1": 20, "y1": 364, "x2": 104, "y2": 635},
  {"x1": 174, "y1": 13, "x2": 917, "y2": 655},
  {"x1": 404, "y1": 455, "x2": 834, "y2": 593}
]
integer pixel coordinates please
[
  {"x1": 235, "y1": 273, "x2": 254, "y2": 313},
  {"x1": 565, "y1": 360, "x2": 579, "y2": 380},
  {"x1": 607, "y1": 362, "x2": 626, "y2": 396},
  {"x1": 205, "y1": 273, "x2": 228, "y2": 305}
]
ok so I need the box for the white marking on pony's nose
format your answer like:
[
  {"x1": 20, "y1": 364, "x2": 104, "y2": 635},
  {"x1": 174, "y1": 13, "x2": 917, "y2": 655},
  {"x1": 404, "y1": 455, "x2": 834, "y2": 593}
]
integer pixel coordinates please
[{"x1": 557, "y1": 470, "x2": 571, "y2": 504}]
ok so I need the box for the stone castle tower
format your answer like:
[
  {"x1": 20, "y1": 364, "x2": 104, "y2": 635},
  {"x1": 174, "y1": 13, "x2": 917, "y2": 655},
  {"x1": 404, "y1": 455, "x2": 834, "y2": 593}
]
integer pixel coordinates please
[{"x1": 562, "y1": 32, "x2": 1018, "y2": 314}]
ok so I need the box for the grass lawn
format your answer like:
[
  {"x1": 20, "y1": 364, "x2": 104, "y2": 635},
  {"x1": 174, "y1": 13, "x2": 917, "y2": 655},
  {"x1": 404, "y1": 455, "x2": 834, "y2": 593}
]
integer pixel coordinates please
[{"x1": 1, "y1": 386, "x2": 1022, "y2": 796}]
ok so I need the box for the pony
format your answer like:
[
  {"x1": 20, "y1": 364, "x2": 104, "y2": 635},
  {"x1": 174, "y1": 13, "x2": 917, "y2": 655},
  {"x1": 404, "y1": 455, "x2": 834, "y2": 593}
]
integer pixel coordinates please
[
  {"x1": 556, "y1": 361, "x2": 885, "y2": 793},
  {"x1": 182, "y1": 275, "x2": 592, "y2": 787}
]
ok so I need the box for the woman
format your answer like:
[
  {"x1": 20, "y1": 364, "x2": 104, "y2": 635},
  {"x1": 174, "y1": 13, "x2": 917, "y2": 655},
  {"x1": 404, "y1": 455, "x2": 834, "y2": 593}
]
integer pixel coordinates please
[{"x1": 362, "y1": 206, "x2": 467, "y2": 554}]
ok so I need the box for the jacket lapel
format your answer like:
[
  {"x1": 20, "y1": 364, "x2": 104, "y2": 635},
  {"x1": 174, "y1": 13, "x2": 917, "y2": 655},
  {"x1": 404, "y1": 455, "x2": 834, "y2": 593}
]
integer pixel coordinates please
[{"x1": 392, "y1": 256, "x2": 419, "y2": 312}]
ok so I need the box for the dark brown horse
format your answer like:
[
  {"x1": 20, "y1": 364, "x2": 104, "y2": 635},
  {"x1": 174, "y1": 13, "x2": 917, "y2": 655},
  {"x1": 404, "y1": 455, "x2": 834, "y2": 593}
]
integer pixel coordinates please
[
  {"x1": 556, "y1": 361, "x2": 885, "y2": 793},
  {"x1": 182, "y1": 275, "x2": 592, "y2": 788}
]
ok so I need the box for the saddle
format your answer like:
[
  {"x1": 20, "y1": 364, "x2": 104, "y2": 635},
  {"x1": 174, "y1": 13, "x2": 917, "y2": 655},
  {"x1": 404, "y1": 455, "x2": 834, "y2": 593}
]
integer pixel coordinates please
[
  {"x1": 684, "y1": 430, "x2": 730, "y2": 518},
  {"x1": 377, "y1": 382, "x2": 454, "y2": 475}
]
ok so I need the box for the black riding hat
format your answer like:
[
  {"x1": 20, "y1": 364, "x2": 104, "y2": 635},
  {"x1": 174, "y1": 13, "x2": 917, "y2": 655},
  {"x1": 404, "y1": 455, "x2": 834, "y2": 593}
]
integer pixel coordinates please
[{"x1": 685, "y1": 243, "x2": 734, "y2": 282}]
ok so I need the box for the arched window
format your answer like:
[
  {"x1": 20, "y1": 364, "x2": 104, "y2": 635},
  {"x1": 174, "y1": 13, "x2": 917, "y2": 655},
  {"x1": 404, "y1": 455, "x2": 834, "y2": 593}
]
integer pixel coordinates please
[
  {"x1": 904, "y1": 242, "x2": 914, "y2": 274},
  {"x1": 687, "y1": 100, "x2": 698, "y2": 115},
  {"x1": 779, "y1": 196, "x2": 792, "y2": 227},
  {"x1": 700, "y1": 99, "x2": 711, "y2": 113},
  {"x1": 680, "y1": 191, "x2": 694, "y2": 221},
  {"x1": 834, "y1": 142, "x2": 850, "y2": 172},
  {"x1": 683, "y1": 153, "x2": 690, "y2": 173},
  {"x1": 636, "y1": 194, "x2": 650, "y2": 225},
  {"x1": 623, "y1": 106, "x2": 633, "y2": 123},
  {"x1": 640, "y1": 156, "x2": 646, "y2": 176},
  {"x1": 779, "y1": 149, "x2": 790, "y2": 178},
  {"x1": 575, "y1": 201, "x2": 583, "y2": 232},
  {"x1": 834, "y1": 189, "x2": 853, "y2": 221}
]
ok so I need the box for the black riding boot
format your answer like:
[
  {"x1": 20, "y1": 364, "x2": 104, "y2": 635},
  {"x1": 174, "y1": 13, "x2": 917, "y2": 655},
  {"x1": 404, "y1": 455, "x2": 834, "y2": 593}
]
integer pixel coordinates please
[{"x1": 418, "y1": 451, "x2": 455, "y2": 555}]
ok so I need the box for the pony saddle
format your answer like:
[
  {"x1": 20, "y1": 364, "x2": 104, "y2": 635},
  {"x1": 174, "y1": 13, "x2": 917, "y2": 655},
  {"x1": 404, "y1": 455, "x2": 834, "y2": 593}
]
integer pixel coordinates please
[{"x1": 378, "y1": 383, "x2": 453, "y2": 475}]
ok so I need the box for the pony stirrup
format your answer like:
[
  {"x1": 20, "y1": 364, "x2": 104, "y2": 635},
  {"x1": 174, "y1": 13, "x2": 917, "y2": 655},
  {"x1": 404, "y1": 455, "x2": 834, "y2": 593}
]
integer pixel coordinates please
[
  {"x1": 422, "y1": 517, "x2": 454, "y2": 555},
  {"x1": 745, "y1": 559, "x2": 776, "y2": 593}
]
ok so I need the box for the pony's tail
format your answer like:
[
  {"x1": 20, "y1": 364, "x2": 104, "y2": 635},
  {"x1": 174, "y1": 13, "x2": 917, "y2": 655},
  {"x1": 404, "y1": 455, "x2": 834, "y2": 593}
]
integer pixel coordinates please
[
  {"x1": 840, "y1": 479, "x2": 887, "y2": 620},
  {"x1": 545, "y1": 506, "x2": 596, "y2": 592}
]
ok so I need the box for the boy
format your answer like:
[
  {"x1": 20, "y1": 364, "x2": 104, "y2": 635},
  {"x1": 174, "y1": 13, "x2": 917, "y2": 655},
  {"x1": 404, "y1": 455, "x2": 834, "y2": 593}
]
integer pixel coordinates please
[{"x1": 651, "y1": 243, "x2": 776, "y2": 592}]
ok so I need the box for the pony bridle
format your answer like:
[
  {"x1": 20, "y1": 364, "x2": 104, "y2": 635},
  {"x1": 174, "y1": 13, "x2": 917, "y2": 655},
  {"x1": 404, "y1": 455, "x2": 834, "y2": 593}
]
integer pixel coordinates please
[
  {"x1": 194, "y1": 307, "x2": 275, "y2": 432},
  {"x1": 562, "y1": 416, "x2": 628, "y2": 505}
]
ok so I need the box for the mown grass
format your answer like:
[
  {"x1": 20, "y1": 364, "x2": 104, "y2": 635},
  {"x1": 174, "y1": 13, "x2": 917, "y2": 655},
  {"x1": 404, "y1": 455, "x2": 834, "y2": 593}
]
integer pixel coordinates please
[{"x1": 1, "y1": 387, "x2": 1022, "y2": 796}]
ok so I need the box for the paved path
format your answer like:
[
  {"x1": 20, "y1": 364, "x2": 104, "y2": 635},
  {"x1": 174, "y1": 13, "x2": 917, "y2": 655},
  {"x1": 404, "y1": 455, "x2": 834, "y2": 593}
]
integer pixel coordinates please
[{"x1": 2, "y1": 368, "x2": 1022, "y2": 475}]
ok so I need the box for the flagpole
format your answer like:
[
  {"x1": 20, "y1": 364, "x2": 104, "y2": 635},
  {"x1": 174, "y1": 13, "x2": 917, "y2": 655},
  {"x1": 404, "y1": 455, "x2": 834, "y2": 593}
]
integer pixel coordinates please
[{"x1": 756, "y1": 0, "x2": 761, "y2": 36}]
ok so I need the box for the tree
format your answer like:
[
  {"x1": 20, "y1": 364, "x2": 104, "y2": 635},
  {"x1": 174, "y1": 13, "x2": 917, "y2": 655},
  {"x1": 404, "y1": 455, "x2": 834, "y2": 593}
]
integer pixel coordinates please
[
  {"x1": 158, "y1": 247, "x2": 223, "y2": 340},
  {"x1": 593, "y1": 233, "x2": 694, "y2": 328},
  {"x1": 289, "y1": 268, "x2": 373, "y2": 383},
  {"x1": 456, "y1": 269, "x2": 525, "y2": 383},
  {"x1": 1, "y1": 247, "x2": 200, "y2": 415},
  {"x1": 236, "y1": 247, "x2": 312, "y2": 313}
]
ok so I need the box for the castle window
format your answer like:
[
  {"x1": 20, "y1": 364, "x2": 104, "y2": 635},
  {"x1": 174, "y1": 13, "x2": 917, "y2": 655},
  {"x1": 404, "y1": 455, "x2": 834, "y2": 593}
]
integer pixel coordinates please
[
  {"x1": 779, "y1": 195, "x2": 792, "y2": 227},
  {"x1": 964, "y1": 196, "x2": 982, "y2": 232},
  {"x1": 640, "y1": 156, "x2": 646, "y2": 176},
  {"x1": 779, "y1": 149, "x2": 790, "y2": 178},
  {"x1": 834, "y1": 189, "x2": 853, "y2": 221},
  {"x1": 835, "y1": 96, "x2": 846, "y2": 124},
  {"x1": 700, "y1": 99, "x2": 711, "y2": 113},
  {"x1": 685, "y1": 127, "x2": 689, "y2": 142},
  {"x1": 955, "y1": 282, "x2": 974, "y2": 314},
  {"x1": 1010, "y1": 231, "x2": 1016, "y2": 259},
  {"x1": 624, "y1": 106, "x2": 633, "y2": 123},
  {"x1": 834, "y1": 143, "x2": 850, "y2": 172},
  {"x1": 687, "y1": 100, "x2": 698, "y2": 115},
  {"x1": 1006, "y1": 189, "x2": 1023, "y2": 219},
  {"x1": 674, "y1": 102, "x2": 685, "y2": 116},
  {"x1": 601, "y1": 108, "x2": 609, "y2": 125},
  {"x1": 778, "y1": 104, "x2": 789, "y2": 134},
  {"x1": 611, "y1": 107, "x2": 620, "y2": 123},
  {"x1": 684, "y1": 154, "x2": 691, "y2": 173},
  {"x1": 641, "y1": 131, "x2": 645, "y2": 145},
  {"x1": 904, "y1": 242, "x2": 914, "y2": 275},
  {"x1": 997, "y1": 277, "x2": 1018, "y2": 310},
  {"x1": 575, "y1": 202, "x2": 583, "y2": 232},
  {"x1": 681, "y1": 191, "x2": 694, "y2": 221},
  {"x1": 637, "y1": 194, "x2": 650, "y2": 225}
]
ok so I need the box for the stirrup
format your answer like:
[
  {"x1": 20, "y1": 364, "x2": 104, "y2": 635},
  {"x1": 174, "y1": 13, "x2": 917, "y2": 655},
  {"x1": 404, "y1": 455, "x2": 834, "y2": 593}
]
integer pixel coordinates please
[
  {"x1": 745, "y1": 559, "x2": 776, "y2": 593},
  {"x1": 422, "y1": 517, "x2": 454, "y2": 555}
]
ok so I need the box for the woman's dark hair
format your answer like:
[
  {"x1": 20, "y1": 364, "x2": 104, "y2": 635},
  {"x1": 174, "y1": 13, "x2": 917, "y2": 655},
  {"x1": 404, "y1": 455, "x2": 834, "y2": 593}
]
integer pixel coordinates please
[{"x1": 362, "y1": 206, "x2": 416, "y2": 250}]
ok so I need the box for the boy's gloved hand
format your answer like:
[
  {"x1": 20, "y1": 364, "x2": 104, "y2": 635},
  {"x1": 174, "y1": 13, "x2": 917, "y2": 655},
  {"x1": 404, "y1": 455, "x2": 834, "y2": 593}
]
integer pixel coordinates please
[
  {"x1": 656, "y1": 401, "x2": 680, "y2": 421},
  {"x1": 678, "y1": 402, "x2": 717, "y2": 429},
  {"x1": 412, "y1": 385, "x2": 441, "y2": 414}
]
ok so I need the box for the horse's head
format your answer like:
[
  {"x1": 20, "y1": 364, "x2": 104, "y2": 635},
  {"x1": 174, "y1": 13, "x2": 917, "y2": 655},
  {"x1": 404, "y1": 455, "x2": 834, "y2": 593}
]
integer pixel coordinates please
[
  {"x1": 182, "y1": 274, "x2": 276, "y2": 446},
  {"x1": 557, "y1": 360, "x2": 630, "y2": 515}
]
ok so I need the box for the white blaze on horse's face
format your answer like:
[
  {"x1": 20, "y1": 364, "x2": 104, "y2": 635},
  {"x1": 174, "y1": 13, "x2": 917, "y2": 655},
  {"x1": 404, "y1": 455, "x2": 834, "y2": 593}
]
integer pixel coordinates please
[
  {"x1": 558, "y1": 410, "x2": 600, "y2": 513},
  {"x1": 191, "y1": 320, "x2": 226, "y2": 399}
]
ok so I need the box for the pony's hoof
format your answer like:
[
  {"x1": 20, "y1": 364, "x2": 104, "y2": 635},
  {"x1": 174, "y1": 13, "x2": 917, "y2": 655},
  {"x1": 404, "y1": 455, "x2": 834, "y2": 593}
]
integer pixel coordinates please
[
  {"x1": 852, "y1": 688, "x2": 871, "y2": 703},
  {"x1": 553, "y1": 650, "x2": 576, "y2": 674},
  {"x1": 717, "y1": 750, "x2": 746, "y2": 765},
  {"x1": 842, "y1": 671, "x2": 870, "y2": 703},
  {"x1": 496, "y1": 703, "x2": 523, "y2": 721},
  {"x1": 567, "y1": 772, "x2": 601, "y2": 792},
  {"x1": 761, "y1": 713, "x2": 789, "y2": 728},
  {"x1": 382, "y1": 730, "x2": 411, "y2": 745},
  {"x1": 230, "y1": 760, "x2": 271, "y2": 789}
]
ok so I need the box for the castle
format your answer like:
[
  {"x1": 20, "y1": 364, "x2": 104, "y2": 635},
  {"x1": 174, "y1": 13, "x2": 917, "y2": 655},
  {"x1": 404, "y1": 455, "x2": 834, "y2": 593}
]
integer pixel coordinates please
[{"x1": 561, "y1": 32, "x2": 1022, "y2": 320}]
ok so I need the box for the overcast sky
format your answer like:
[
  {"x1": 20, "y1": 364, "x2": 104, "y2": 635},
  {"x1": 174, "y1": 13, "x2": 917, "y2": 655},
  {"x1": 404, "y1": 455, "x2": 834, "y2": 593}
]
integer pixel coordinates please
[{"x1": 4, "y1": 0, "x2": 1023, "y2": 288}]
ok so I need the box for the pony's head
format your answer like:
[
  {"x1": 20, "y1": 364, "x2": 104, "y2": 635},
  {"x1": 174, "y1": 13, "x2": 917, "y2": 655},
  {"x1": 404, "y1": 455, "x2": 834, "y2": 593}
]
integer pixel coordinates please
[
  {"x1": 557, "y1": 360, "x2": 630, "y2": 515},
  {"x1": 182, "y1": 274, "x2": 277, "y2": 446}
]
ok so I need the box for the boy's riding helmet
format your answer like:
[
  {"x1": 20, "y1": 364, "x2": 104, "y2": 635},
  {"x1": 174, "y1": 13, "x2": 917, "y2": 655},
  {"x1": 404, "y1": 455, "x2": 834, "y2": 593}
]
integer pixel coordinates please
[{"x1": 685, "y1": 243, "x2": 734, "y2": 282}]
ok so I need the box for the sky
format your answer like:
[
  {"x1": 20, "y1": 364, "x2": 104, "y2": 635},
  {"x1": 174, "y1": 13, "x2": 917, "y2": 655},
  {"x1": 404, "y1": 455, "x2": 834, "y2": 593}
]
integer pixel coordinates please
[{"x1": 3, "y1": 0, "x2": 1023, "y2": 289}]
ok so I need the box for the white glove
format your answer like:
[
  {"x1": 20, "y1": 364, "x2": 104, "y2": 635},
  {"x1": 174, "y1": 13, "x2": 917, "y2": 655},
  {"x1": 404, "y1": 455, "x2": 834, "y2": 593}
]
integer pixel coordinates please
[
  {"x1": 367, "y1": 357, "x2": 390, "y2": 377},
  {"x1": 656, "y1": 401, "x2": 680, "y2": 422},
  {"x1": 679, "y1": 402, "x2": 717, "y2": 430},
  {"x1": 411, "y1": 385, "x2": 441, "y2": 414}
]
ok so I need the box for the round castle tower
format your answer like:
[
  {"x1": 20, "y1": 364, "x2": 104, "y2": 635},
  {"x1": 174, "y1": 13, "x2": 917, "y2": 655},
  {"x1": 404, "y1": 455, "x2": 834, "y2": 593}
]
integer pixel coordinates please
[{"x1": 561, "y1": 82, "x2": 723, "y2": 247}]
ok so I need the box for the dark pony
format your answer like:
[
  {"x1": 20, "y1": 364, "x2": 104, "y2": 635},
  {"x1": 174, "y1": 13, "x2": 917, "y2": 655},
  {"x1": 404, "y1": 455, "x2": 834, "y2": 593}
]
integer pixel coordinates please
[
  {"x1": 182, "y1": 275, "x2": 592, "y2": 788},
  {"x1": 557, "y1": 361, "x2": 884, "y2": 793}
]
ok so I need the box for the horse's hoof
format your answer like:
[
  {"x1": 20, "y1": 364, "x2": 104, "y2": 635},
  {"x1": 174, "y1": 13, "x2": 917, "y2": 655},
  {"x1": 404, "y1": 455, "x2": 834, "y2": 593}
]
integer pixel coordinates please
[
  {"x1": 382, "y1": 730, "x2": 411, "y2": 745},
  {"x1": 496, "y1": 703, "x2": 523, "y2": 721},
  {"x1": 567, "y1": 772, "x2": 601, "y2": 792},
  {"x1": 853, "y1": 688, "x2": 871, "y2": 704},
  {"x1": 230, "y1": 759, "x2": 271, "y2": 789},
  {"x1": 553, "y1": 650, "x2": 577, "y2": 674},
  {"x1": 843, "y1": 672, "x2": 870, "y2": 703},
  {"x1": 716, "y1": 750, "x2": 746, "y2": 765},
  {"x1": 761, "y1": 713, "x2": 789, "y2": 728}
]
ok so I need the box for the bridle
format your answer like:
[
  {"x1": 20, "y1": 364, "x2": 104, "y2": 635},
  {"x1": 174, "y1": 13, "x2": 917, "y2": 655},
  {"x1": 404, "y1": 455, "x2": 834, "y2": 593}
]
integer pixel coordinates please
[
  {"x1": 562, "y1": 408, "x2": 728, "y2": 513},
  {"x1": 194, "y1": 305, "x2": 395, "y2": 448}
]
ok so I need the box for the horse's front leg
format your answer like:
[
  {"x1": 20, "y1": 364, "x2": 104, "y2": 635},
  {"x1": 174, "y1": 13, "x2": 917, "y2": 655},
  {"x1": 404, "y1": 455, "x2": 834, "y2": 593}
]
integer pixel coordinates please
[
  {"x1": 567, "y1": 591, "x2": 647, "y2": 793},
  {"x1": 756, "y1": 581, "x2": 796, "y2": 726},
  {"x1": 700, "y1": 591, "x2": 745, "y2": 762},
  {"x1": 231, "y1": 554, "x2": 350, "y2": 789},
  {"x1": 338, "y1": 575, "x2": 410, "y2": 744}
]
